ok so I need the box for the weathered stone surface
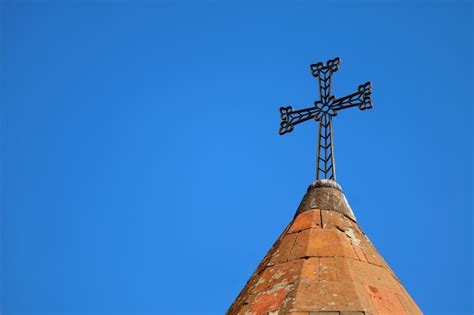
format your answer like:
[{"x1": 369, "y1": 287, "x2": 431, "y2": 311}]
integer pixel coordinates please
[
  {"x1": 334, "y1": 257, "x2": 352, "y2": 283},
  {"x1": 359, "y1": 242, "x2": 385, "y2": 267},
  {"x1": 252, "y1": 260, "x2": 304, "y2": 294},
  {"x1": 256, "y1": 224, "x2": 292, "y2": 274},
  {"x1": 343, "y1": 258, "x2": 398, "y2": 291},
  {"x1": 364, "y1": 285, "x2": 407, "y2": 315},
  {"x1": 289, "y1": 209, "x2": 322, "y2": 233},
  {"x1": 321, "y1": 210, "x2": 357, "y2": 232},
  {"x1": 227, "y1": 181, "x2": 422, "y2": 315},
  {"x1": 300, "y1": 257, "x2": 319, "y2": 282},
  {"x1": 352, "y1": 245, "x2": 368, "y2": 263},
  {"x1": 289, "y1": 228, "x2": 357, "y2": 261},
  {"x1": 269, "y1": 232, "x2": 298, "y2": 265},
  {"x1": 251, "y1": 288, "x2": 288, "y2": 314},
  {"x1": 295, "y1": 180, "x2": 355, "y2": 220},
  {"x1": 319, "y1": 257, "x2": 338, "y2": 282},
  {"x1": 293, "y1": 281, "x2": 365, "y2": 312},
  {"x1": 392, "y1": 278, "x2": 424, "y2": 315}
]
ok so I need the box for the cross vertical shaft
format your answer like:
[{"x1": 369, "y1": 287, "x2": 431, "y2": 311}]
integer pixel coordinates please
[
  {"x1": 317, "y1": 115, "x2": 336, "y2": 180},
  {"x1": 278, "y1": 57, "x2": 373, "y2": 181}
]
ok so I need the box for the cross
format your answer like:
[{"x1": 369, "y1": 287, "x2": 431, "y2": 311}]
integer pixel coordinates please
[{"x1": 279, "y1": 57, "x2": 373, "y2": 181}]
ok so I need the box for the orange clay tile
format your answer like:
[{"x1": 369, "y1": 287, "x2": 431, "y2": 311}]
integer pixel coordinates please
[{"x1": 227, "y1": 180, "x2": 422, "y2": 314}]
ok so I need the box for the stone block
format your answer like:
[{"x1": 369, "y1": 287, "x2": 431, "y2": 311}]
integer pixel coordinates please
[
  {"x1": 352, "y1": 245, "x2": 368, "y2": 263},
  {"x1": 289, "y1": 210, "x2": 321, "y2": 234},
  {"x1": 293, "y1": 281, "x2": 365, "y2": 312},
  {"x1": 306, "y1": 229, "x2": 357, "y2": 259},
  {"x1": 364, "y1": 285, "x2": 407, "y2": 315},
  {"x1": 252, "y1": 259, "x2": 304, "y2": 294},
  {"x1": 269, "y1": 233, "x2": 298, "y2": 265},
  {"x1": 300, "y1": 257, "x2": 319, "y2": 281},
  {"x1": 319, "y1": 257, "x2": 338, "y2": 282}
]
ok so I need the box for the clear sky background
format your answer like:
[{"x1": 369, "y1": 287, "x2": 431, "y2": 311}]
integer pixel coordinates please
[{"x1": 1, "y1": 1, "x2": 473, "y2": 314}]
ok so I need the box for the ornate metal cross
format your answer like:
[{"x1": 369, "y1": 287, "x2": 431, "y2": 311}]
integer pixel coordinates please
[{"x1": 279, "y1": 57, "x2": 373, "y2": 181}]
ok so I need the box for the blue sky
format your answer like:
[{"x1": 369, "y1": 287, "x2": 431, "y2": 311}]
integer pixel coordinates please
[{"x1": 1, "y1": 1, "x2": 473, "y2": 314}]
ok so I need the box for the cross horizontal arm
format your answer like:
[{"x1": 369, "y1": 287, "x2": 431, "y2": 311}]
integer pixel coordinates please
[
  {"x1": 332, "y1": 82, "x2": 372, "y2": 112},
  {"x1": 279, "y1": 106, "x2": 319, "y2": 135}
]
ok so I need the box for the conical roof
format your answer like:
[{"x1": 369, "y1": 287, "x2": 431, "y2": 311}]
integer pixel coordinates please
[{"x1": 227, "y1": 180, "x2": 422, "y2": 315}]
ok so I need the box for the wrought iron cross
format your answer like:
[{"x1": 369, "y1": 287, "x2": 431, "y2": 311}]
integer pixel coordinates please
[{"x1": 279, "y1": 57, "x2": 373, "y2": 181}]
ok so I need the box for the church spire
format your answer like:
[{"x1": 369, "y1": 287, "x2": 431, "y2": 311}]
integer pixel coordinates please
[{"x1": 227, "y1": 58, "x2": 422, "y2": 315}]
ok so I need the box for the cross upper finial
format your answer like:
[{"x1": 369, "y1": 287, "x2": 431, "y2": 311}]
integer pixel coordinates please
[{"x1": 278, "y1": 57, "x2": 373, "y2": 181}]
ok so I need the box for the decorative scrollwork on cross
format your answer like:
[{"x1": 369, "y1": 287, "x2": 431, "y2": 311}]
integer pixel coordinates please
[{"x1": 278, "y1": 57, "x2": 373, "y2": 181}]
